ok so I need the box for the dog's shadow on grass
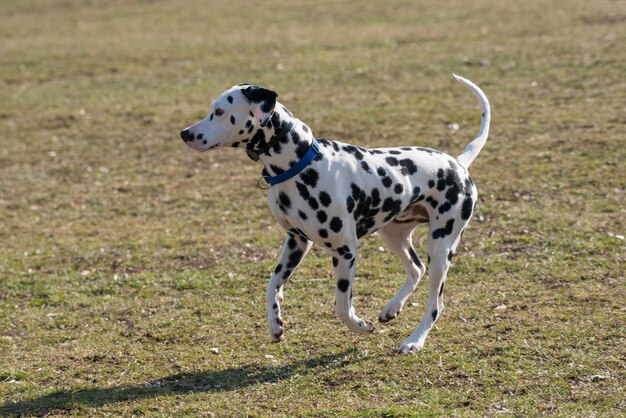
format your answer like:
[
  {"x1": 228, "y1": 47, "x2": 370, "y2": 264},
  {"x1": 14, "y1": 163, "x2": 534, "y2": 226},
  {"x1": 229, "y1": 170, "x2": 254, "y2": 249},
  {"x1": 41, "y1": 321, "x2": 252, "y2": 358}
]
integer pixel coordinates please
[{"x1": 0, "y1": 349, "x2": 358, "y2": 415}]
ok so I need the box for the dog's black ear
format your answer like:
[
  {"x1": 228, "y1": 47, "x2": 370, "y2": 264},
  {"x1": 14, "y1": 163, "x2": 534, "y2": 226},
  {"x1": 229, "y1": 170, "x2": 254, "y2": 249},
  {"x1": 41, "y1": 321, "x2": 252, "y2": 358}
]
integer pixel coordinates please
[{"x1": 241, "y1": 86, "x2": 277, "y2": 127}]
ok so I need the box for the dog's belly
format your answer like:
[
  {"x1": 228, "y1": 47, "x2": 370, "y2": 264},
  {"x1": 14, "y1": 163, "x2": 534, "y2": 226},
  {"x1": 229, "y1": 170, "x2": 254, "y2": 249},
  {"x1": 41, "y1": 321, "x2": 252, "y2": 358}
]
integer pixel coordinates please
[{"x1": 393, "y1": 202, "x2": 430, "y2": 224}]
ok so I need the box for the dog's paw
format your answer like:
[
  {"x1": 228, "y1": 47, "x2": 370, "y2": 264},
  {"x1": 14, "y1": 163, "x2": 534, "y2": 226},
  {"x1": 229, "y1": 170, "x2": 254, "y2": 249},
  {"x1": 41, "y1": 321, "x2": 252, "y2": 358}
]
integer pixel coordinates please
[
  {"x1": 378, "y1": 301, "x2": 403, "y2": 323},
  {"x1": 398, "y1": 341, "x2": 423, "y2": 355},
  {"x1": 357, "y1": 318, "x2": 375, "y2": 333},
  {"x1": 268, "y1": 318, "x2": 284, "y2": 343}
]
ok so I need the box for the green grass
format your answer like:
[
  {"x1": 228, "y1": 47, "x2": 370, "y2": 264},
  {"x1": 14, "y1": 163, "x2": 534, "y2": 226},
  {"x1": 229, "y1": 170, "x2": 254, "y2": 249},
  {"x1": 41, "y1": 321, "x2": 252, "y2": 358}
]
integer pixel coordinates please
[{"x1": 1, "y1": 0, "x2": 624, "y2": 416}]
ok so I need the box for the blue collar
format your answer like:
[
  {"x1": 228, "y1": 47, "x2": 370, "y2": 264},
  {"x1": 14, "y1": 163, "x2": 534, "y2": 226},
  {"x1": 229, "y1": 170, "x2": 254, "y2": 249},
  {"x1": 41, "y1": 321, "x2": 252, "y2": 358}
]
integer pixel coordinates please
[{"x1": 257, "y1": 139, "x2": 320, "y2": 189}]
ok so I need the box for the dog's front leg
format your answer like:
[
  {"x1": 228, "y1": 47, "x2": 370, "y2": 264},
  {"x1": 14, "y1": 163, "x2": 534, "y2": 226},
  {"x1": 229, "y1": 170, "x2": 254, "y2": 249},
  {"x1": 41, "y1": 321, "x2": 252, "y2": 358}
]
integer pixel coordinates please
[
  {"x1": 266, "y1": 234, "x2": 313, "y2": 342},
  {"x1": 332, "y1": 247, "x2": 375, "y2": 333}
]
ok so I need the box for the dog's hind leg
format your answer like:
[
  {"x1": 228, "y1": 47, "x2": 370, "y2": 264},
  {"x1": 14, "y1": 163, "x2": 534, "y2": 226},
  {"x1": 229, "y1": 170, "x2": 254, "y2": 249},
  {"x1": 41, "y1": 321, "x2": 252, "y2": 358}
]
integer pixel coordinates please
[
  {"x1": 377, "y1": 221, "x2": 426, "y2": 323},
  {"x1": 332, "y1": 245, "x2": 375, "y2": 333},
  {"x1": 266, "y1": 234, "x2": 313, "y2": 342},
  {"x1": 398, "y1": 217, "x2": 467, "y2": 354}
]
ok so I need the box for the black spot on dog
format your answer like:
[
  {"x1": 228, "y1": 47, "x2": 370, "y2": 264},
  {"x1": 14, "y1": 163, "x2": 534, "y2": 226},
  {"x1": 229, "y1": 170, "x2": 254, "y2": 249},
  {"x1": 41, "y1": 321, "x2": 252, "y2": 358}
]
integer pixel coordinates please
[
  {"x1": 343, "y1": 145, "x2": 365, "y2": 161},
  {"x1": 349, "y1": 257, "x2": 356, "y2": 268},
  {"x1": 432, "y1": 309, "x2": 438, "y2": 321},
  {"x1": 296, "y1": 182, "x2": 310, "y2": 200},
  {"x1": 411, "y1": 186, "x2": 421, "y2": 201},
  {"x1": 282, "y1": 269, "x2": 291, "y2": 281},
  {"x1": 332, "y1": 257, "x2": 338, "y2": 267},
  {"x1": 426, "y1": 196, "x2": 439, "y2": 209},
  {"x1": 317, "y1": 210, "x2": 328, "y2": 223},
  {"x1": 295, "y1": 141, "x2": 308, "y2": 159},
  {"x1": 325, "y1": 242, "x2": 332, "y2": 248},
  {"x1": 428, "y1": 180, "x2": 435, "y2": 188},
  {"x1": 386, "y1": 157, "x2": 399, "y2": 166},
  {"x1": 251, "y1": 129, "x2": 265, "y2": 146},
  {"x1": 388, "y1": 150, "x2": 402, "y2": 155},
  {"x1": 399, "y1": 159, "x2": 418, "y2": 175},
  {"x1": 377, "y1": 167, "x2": 387, "y2": 177},
  {"x1": 432, "y1": 219, "x2": 455, "y2": 239},
  {"x1": 437, "y1": 169, "x2": 444, "y2": 178},
  {"x1": 290, "y1": 130, "x2": 301, "y2": 146},
  {"x1": 319, "y1": 191, "x2": 332, "y2": 207},
  {"x1": 394, "y1": 184, "x2": 404, "y2": 194},
  {"x1": 330, "y1": 217, "x2": 343, "y2": 233},
  {"x1": 337, "y1": 279, "x2": 350, "y2": 292},
  {"x1": 308, "y1": 197, "x2": 319, "y2": 210},
  {"x1": 346, "y1": 196, "x2": 355, "y2": 213},
  {"x1": 408, "y1": 248, "x2": 421, "y2": 268},
  {"x1": 382, "y1": 177, "x2": 393, "y2": 188},
  {"x1": 461, "y1": 197, "x2": 473, "y2": 220},
  {"x1": 302, "y1": 124, "x2": 309, "y2": 132},
  {"x1": 287, "y1": 236, "x2": 297, "y2": 250},
  {"x1": 227, "y1": 95, "x2": 233, "y2": 103},
  {"x1": 439, "y1": 282, "x2": 445, "y2": 296},
  {"x1": 300, "y1": 168, "x2": 319, "y2": 188},
  {"x1": 337, "y1": 245, "x2": 350, "y2": 256},
  {"x1": 298, "y1": 210, "x2": 308, "y2": 220},
  {"x1": 438, "y1": 202, "x2": 452, "y2": 214},
  {"x1": 274, "y1": 264, "x2": 282, "y2": 274},
  {"x1": 448, "y1": 250, "x2": 454, "y2": 261},
  {"x1": 382, "y1": 197, "x2": 403, "y2": 221},
  {"x1": 371, "y1": 188, "x2": 381, "y2": 207},
  {"x1": 287, "y1": 249, "x2": 303, "y2": 269},
  {"x1": 279, "y1": 192, "x2": 291, "y2": 209},
  {"x1": 319, "y1": 228, "x2": 328, "y2": 238},
  {"x1": 361, "y1": 161, "x2": 371, "y2": 173},
  {"x1": 272, "y1": 303, "x2": 278, "y2": 310},
  {"x1": 238, "y1": 129, "x2": 244, "y2": 135},
  {"x1": 230, "y1": 115, "x2": 236, "y2": 125}
]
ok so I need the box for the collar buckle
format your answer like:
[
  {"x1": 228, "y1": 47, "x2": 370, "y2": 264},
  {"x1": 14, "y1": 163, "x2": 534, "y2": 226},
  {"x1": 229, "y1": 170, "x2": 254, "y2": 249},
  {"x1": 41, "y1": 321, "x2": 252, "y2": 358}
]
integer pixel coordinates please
[{"x1": 256, "y1": 176, "x2": 272, "y2": 190}]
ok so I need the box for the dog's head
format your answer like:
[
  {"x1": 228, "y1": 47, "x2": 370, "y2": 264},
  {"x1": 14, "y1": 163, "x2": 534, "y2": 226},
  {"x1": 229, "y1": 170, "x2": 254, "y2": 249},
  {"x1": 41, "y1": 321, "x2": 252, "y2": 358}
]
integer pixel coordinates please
[{"x1": 180, "y1": 84, "x2": 278, "y2": 151}]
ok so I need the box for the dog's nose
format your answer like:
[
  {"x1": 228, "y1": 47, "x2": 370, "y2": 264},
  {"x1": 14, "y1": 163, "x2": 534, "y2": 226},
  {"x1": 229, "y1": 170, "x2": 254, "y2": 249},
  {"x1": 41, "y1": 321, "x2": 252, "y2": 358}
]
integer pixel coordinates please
[{"x1": 180, "y1": 129, "x2": 194, "y2": 142}]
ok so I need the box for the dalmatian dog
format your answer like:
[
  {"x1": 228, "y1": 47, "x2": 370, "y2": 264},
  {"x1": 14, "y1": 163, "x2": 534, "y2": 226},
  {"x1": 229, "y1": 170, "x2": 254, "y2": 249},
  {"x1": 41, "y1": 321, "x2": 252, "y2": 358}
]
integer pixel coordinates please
[{"x1": 180, "y1": 75, "x2": 490, "y2": 354}]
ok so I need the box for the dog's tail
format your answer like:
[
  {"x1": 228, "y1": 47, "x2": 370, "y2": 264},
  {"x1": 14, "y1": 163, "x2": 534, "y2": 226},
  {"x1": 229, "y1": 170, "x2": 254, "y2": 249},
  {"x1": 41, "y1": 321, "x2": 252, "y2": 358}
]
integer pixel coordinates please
[{"x1": 453, "y1": 74, "x2": 490, "y2": 169}]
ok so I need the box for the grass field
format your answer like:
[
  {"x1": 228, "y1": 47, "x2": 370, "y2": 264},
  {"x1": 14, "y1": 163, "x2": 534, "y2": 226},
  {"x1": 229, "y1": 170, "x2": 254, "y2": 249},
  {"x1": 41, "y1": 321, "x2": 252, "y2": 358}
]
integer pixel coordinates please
[{"x1": 1, "y1": 0, "x2": 625, "y2": 416}]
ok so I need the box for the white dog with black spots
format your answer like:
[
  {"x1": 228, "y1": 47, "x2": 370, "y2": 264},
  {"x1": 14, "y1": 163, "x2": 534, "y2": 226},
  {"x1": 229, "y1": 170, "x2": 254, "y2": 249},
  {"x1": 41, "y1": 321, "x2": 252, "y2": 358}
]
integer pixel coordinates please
[{"x1": 180, "y1": 75, "x2": 490, "y2": 354}]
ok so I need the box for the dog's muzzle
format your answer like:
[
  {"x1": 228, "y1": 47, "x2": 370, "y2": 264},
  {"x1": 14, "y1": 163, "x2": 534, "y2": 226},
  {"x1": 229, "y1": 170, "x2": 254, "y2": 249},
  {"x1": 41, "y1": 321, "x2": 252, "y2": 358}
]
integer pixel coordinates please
[{"x1": 180, "y1": 129, "x2": 194, "y2": 142}]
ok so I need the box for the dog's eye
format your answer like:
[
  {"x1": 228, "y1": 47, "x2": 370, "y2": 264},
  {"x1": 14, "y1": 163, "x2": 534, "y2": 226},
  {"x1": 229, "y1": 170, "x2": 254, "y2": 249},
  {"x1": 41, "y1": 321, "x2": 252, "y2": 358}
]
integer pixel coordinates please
[{"x1": 215, "y1": 108, "x2": 224, "y2": 116}]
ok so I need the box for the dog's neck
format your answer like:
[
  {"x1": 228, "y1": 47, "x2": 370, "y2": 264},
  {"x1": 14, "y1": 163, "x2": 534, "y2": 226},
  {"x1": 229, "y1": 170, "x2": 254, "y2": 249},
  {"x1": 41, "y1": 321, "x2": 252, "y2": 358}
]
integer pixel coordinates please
[{"x1": 246, "y1": 104, "x2": 315, "y2": 176}]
